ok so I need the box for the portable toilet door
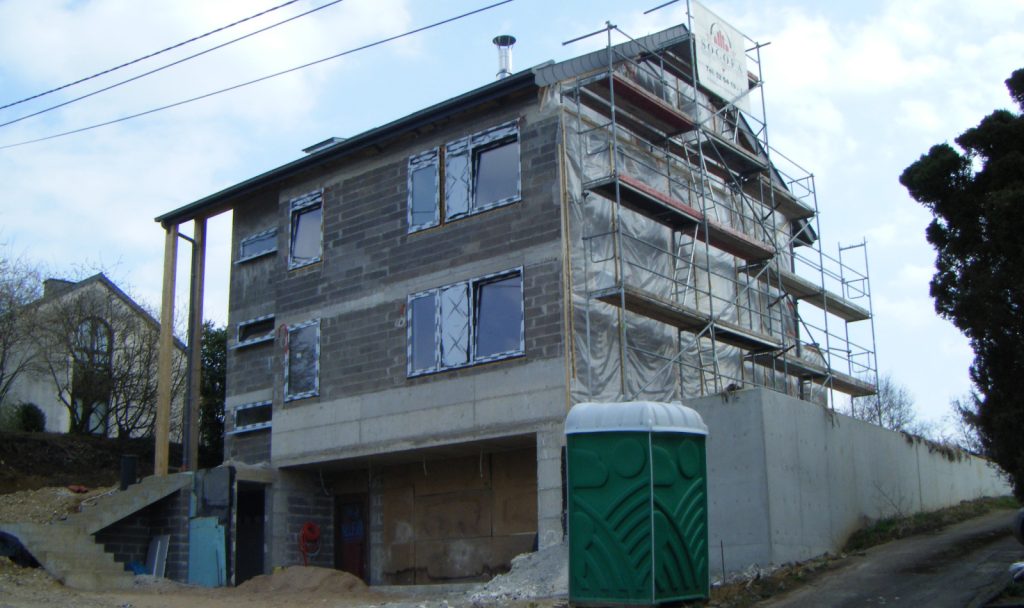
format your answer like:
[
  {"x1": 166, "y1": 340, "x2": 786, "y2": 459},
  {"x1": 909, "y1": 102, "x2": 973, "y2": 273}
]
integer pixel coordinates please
[{"x1": 565, "y1": 401, "x2": 709, "y2": 605}]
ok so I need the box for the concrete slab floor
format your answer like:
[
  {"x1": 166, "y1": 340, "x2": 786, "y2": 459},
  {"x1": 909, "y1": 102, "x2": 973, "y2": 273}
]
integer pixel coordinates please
[{"x1": 758, "y1": 509, "x2": 1024, "y2": 608}]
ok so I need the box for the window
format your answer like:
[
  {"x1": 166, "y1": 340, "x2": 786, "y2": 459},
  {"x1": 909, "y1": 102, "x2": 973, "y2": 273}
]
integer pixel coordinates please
[
  {"x1": 408, "y1": 149, "x2": 439, "y2": 231},
  {"x1": 289, "y1": 190, "x2": 323, "y2": 269},
  {"x1": 235, "y1": 315, "x2": 275, "y2": 348},
  {"x1": 407, "y1": 269, "x2": 523, "y2": 376},
  {"x1": 232, "y1": 401, "x2": 272, "y2": 433},
  {"x1": 72, "y1": 318, "x2": 113, "y2": 435},
  {"x1": 285, "y1": 320, "x2": 319, "y2": 401},
  {"x1": 237, "y1": 228, "x2": 277, "y2": 263},
  {"x1": 407, "y1": 120, "x2": 521, "y2": 233}
]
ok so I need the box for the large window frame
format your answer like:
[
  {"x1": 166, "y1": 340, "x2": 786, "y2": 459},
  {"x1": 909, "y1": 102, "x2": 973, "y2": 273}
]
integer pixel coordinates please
[
  {"x1": 236, "y1": 227, "x2": 277, "y2": 263},
  {"x1": 406, "y1": 268, "x2": 524, "y2": 377},
  {"x1": 407, "y1": 120, "x2": 521, "y2": 233},
  {"x1": 284, "y1": 319, "x2": 320, "y2": 401},
  {"x1": 230, "y1": 400, "x2": 272, "y2": 434},
  {"x1": 288, "y1": 190, "x2": 323, "y2": 270}
]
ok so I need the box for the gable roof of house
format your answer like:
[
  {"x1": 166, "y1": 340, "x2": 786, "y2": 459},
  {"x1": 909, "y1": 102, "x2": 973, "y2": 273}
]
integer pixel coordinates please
[{"x1": 38, "y1": 273, "x2": 187, "y2": 351}]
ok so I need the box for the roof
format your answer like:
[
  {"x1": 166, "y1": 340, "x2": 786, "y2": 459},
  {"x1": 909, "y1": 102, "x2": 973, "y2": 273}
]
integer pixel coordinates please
[
  {"x1": 154, "y1": 22, "x2": 716, "y2": 227},
  {"x1": 37, "y1": 273, "x2": 187, "y2": 351},
  {"x1": 156, "y1": 69, "x2": 539, "y2": 226}
]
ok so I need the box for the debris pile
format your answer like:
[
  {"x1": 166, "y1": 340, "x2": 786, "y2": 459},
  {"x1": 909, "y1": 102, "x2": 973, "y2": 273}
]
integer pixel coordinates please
[{"x1": 469, "y1": 543, "x2": 568, "y2": 603}]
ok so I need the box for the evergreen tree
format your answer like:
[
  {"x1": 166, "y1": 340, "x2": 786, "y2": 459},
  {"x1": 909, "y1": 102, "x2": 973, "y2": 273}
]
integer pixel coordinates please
[
  {"x1": 198, "y1": 322, "x2": 226, "y2": 468},
  {"x1": 900, "y1": 68, "x2": 1024, "y2": 499}
]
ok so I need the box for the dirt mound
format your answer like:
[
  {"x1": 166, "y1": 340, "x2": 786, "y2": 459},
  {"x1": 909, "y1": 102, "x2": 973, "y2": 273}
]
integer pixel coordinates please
[
  {"x1": 237, "y1": 566, "x2": 367, "y2": 594},
  {"x1": 0, "y1": 431, "x2": 179, "y2": 495}
]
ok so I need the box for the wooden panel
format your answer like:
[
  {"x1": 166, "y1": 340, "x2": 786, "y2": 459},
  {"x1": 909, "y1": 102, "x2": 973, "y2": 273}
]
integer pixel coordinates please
[
  {"x1": 414, "y1": 490, "x2": 492, "y2": 540},
  {"x1": 381, "y1": 542, "x2": 415, "y2": 585},
  {"x1": 413, "y1": 455, "x2": 490, "y2": 496},
  {"x1": 381, "y1": 486, "x2": 414, "y2": 545},
  {"x1": 492, "y1": 485, "x2": 537, "y2": 536}
]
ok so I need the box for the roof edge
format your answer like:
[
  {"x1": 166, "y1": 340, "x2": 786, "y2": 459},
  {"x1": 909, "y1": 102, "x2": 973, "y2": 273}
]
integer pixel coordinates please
[{"x1": 155, "y1": 68, "x2": 540, "y2": 226}]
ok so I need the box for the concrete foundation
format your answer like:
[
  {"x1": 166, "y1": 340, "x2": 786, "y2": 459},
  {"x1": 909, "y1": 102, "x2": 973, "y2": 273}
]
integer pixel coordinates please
[{"x1": 687, "y1": 388, "x2": 1011, "y2": 573}]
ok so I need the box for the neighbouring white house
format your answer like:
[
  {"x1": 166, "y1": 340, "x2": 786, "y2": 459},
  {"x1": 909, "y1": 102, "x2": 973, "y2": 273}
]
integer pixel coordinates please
[{"x1": 4, "y1": 273, "x2": 185, "y2": 438}]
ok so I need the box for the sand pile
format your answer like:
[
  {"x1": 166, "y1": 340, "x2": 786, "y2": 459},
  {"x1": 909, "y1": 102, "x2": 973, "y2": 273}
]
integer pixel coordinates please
[{"x1": 237, "y1": 565, "x2": 367, "y2": 594}]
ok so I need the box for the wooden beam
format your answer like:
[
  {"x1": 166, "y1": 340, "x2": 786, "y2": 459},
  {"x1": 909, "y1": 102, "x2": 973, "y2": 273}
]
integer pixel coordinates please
[
  {"x1": 184, "y1": 218, "x2": 206, "y2": 470},
  {"x1": 155, "y1": 224, "x2": 179, "y2": 476}
]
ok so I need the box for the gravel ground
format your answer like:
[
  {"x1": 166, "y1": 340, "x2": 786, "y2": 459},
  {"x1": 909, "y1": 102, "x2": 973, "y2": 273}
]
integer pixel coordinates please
[
  {"x1": 0, "y1": 484, "x2": 117, "y2": 525},
  {"x1": 0, "y1": 554, "x2": 567, "y2": 608}
]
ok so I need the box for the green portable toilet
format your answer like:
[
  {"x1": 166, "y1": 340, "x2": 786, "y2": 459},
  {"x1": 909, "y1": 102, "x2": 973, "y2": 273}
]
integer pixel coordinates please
[{"x1": 565, "y1": 401, "x2": 709, "y2": 605}]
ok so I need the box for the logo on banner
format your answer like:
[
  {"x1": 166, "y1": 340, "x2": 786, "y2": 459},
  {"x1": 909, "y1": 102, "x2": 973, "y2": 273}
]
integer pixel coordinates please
[{"x1": 691, "y1": 1, "x2": 750, "y2": 112}]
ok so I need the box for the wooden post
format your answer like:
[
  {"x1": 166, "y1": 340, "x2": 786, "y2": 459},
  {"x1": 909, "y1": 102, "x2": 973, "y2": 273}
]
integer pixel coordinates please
[
  {"x1": 184, "y1": 218, "x2": 206, "y2": 470},
  {"x1": 155, "y1": 224, "x2": 178, "y2": 476}
]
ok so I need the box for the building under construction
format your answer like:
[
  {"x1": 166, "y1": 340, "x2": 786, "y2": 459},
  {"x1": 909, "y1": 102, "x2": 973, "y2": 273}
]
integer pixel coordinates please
[{"x1": 141, "y1": 5, "x2": 884, "y2": 586}]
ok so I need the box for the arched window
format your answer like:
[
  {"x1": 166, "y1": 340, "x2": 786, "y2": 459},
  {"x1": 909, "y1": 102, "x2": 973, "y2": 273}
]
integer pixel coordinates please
[{"x1": 71, "y1": 318, "x2": 113, "y2": 435}]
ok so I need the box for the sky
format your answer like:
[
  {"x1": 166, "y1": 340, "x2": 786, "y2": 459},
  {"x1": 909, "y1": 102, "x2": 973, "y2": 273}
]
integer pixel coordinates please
[{"x1": 0, "y1": 0, "x2": 1021, "y2": 429}]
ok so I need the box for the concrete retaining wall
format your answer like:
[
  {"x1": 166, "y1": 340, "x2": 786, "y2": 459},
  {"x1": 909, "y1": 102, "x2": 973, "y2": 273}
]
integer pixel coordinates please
[{"x1": 687, "y1": 388, "x2": 1010, "y2": 573}]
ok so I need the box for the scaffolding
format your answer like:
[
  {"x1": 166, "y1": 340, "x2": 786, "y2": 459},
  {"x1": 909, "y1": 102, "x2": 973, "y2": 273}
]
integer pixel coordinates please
[{"x1": 561, "y1": 13, "x2": 878, "y2": 409}]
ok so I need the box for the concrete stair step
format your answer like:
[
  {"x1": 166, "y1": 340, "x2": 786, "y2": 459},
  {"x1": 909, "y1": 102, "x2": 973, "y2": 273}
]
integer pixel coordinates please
[
  {"x1": 69, "y1": 472, "x2": 191, "y2": 534},
  {"x1": 0, "y1": 474, "x2": 192, "y2": 591}
]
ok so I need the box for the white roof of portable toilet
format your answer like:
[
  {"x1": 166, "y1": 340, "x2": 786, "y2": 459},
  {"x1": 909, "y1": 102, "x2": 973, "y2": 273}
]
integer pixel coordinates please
[{"x1": 564, "y1": 401, "x2": 708, "y2": 436}]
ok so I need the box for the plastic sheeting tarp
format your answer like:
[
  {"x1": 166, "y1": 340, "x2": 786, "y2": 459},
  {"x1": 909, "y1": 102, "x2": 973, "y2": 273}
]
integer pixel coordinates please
[{"x1": 562, "y1": 89, "x2": 799, "y2": 404}]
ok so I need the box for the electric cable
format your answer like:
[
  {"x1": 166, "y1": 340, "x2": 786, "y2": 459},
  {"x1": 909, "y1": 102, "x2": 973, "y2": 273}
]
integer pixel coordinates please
[
  {"x1": 0, "y1": 0, "x2": 303, "y2": 111},
  {"x1": 0, "y1": 0, "x2": 348, "y2": 129},
  {"x1": 0, "y1": 0, "x2": 515, "y2": 151}
]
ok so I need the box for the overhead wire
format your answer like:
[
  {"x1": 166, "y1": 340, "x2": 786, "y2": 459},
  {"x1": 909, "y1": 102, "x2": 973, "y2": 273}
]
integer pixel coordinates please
[
  {"x1": 0, "y1": 0, "x2": 348, "y2": 129},
  {"x1": 0, "y1": 0, "x2": 516, "y2": 151},
  {"x1": 0, "y1": 0, "x2": 303, "y2": 111}
]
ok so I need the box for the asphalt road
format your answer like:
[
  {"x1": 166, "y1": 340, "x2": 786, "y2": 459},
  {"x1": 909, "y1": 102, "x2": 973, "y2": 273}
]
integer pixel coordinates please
[{"x1": 759, "y1": 509, "x2": 1023, "y2": 608}]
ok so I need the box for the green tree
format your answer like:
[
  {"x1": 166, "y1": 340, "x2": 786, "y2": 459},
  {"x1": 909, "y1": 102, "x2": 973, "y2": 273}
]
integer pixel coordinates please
[
  {"x1": 198, "y1": 322, "x2": 226, "y2": 468},
  {"x1": 899, "y1": 68, "x2": 1024, "y2": 499}
]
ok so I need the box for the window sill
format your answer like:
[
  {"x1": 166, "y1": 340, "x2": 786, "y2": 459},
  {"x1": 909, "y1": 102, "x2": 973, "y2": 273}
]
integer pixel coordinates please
[
  {"x1": 284, "y1": 391, "x2": 319, "y2": 403},
  {"x1": 234, "y1": 249, "x2": 277, "y2": 265},
  {"x1": 228, "y1": 424, "x2": 271, "y2": 435},
  {"x1": 287, "y1": 259, "x2": 322, "y2": 272},
  {"x1": 407, "y1": 197, "x2": 521, "y2": 235},
  {"x1": 232, "y1": 336, "x2": 274, "y2": 350},
  {"x1": 408, "y1": 351, "x2": 524, "y2": 378}
]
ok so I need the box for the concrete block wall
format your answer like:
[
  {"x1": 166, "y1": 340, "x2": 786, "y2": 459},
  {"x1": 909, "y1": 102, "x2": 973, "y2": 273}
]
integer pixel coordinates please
[
  {"x1": 94, "y1": 487, "x2": 190, "y2": 581},
  {"x1": 262, "y1": 105, "x2": 568, "y2": 468},
  {"x1": 687, "y1": 388, "x2": 1011, "y2": 574},
  {"x1": 267, "y1": 469, "x2": 334, "y2": 570},
  {"x1": 226, "y1": 429, "x2": 271, "y2": 465},
  {"x1": 94, "y1": 506, "x2": 152, "y2": 570},
  {"x1": 224, "y1": 94, "x2": 573, "y2": 582}
]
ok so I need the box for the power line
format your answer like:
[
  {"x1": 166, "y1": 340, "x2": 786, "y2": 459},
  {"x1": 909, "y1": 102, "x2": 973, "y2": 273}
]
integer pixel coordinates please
[
  {"x1": 0, "y1": 0, "x2": 516, "y2": 151},
  {"x1": 0, "y1": 0, "x2": 348, "y2": 129},
  {"x1": 0, "y1": 0, "x2": 303, "y2": 111}
]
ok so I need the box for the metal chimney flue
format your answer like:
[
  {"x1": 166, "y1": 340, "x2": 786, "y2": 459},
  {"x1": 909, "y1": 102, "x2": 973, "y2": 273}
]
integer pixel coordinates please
[{"x1": 493, "y1": 35, "x2": 516, "y2": 80}]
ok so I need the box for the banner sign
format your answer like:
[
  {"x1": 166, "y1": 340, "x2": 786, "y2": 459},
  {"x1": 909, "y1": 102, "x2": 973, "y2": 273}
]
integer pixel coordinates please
[{"x1": 691, "y1": 1, "x2": 750, "y2": 113}]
